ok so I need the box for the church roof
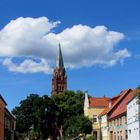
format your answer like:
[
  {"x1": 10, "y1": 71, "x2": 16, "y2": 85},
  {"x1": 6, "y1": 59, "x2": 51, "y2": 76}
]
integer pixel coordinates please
[{"x1": 56, "y1": 43, "x2": 64, "y2": 68}]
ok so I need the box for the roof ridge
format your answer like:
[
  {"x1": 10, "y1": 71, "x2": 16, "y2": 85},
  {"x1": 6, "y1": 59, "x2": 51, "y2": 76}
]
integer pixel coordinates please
[
  {"x1": 90, "y1": 97, "x2": 110, "y2": 99},
  {"x1": 99, "y1": 88, "x2": 132, "y2": 117},
  {"x1": 105, "y1": 88, "x2": 132, "y2": 114}
]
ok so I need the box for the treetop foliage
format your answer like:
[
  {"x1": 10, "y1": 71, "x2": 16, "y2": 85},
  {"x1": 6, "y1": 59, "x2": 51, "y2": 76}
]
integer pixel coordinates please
[
  {"x1": 12, "y1": 90, "x2": 92, "y2": 139},
  {"x1": 137, "y1": 85, "x2": 140, "y2": 90}
]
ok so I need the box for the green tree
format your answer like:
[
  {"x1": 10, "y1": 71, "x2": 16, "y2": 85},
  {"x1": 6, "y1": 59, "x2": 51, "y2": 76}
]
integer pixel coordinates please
[
  {"x1": 136, "y1": 85, "x2": 140, "y2": 104},
  {"x1": 12, "y1": 90, "x2": 92, "y2": 139},
  {"x1": 51, "y1": 91, "x2": 84, "y2": 124},
  {"x1": 137, "y1": 85, "x2": 140, "y2": 90},
  {"x1": 12, "y1": 94, "x2": 48, "y2": 139},
  {"x1": 51, "y1": 90, "x2": 90, "y2": 138},
  {"x1": 12, "y1": 94, "x2": 43, "y2": 133},
  {"x1": 63, "y1": 115, "x2": 92, "y2": 138}
]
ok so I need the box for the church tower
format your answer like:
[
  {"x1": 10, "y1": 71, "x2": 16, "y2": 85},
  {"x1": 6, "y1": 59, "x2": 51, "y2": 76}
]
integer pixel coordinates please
[{"x1": 52, "y1": 44, "x2": 67, "y2": 96}]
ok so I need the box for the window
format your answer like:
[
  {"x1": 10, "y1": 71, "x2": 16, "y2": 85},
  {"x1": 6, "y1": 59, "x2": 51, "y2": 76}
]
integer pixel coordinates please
[
  {"x1": 93, "y1": 115, "x2": 98, "y2": 123},
  {"x1": 118, "y1": 118, "x2": 120, "y2": 125},
  {"x1": 61, "y1": 86, "x2": 63, "y2": 91},
  {"x1": 125, "y1": 116, "x2": 127, "y2": 124},
  {"x1": 120, "y1": 131, "x2": 122, "y2": 140},
  {"x1": 120, "y1": 117, "x2": 122, "y2": 125},
  {"x1": 118, "y1": 131, "x2": 119, "y2": 140},
  {"x1": 125, "y1": 130, "x2": 128, "y2": 139},
  {"x1": 115, "y1": 119, "x2": 117, "y2": 126},
  {"x1": 112, "y1": 120, "x2": 114, "y2": 125},
  {"x1": 117, "y1": 119, "x2": 119, "y2": 126},
  {"x1": 110, "y1": 121, "x2": 112, "y2": 126},
  {"x1": 114, "y1": 132, "x2": 116, "y2": 140}
]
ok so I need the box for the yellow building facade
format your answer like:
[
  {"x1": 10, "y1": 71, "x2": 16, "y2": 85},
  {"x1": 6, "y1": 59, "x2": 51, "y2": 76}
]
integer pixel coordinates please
[{"x1": 84, "y1": 93, "x2": 110, "y2": 140}]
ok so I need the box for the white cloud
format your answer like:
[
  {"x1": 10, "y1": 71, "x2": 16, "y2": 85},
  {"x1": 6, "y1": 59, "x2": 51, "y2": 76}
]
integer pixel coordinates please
[
  {"x1": 2, "y1": 58, "x2": 53, "y2": 74},
  {"x1": 0, "y1": 17, "x2": 131, "y2": 74},
  {"x1": 48, "y1": 25, "x2": 130, "y2": 68},
  {"x1": 0, "y1": 17, "x2": 60, "y2": 58}
]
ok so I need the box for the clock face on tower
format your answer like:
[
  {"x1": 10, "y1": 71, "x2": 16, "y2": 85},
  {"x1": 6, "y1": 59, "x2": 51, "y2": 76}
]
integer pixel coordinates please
[{"x1": 52, "y1": 44, "x2": 67, "y2": 96}]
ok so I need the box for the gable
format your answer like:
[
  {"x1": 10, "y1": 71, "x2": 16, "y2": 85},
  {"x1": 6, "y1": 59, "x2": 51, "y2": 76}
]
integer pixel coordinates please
[{"x1": 108, "y1": 89, "x2": 133, "y2": 120}]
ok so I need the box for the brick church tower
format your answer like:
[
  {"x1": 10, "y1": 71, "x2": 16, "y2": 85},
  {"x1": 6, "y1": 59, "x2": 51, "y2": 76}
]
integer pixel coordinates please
[{"x1": 52, "y1": 44, "x2": 67, "y2": 96}]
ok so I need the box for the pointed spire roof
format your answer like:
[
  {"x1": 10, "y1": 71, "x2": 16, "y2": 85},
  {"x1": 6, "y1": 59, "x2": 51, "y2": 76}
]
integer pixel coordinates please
[{"x1": 56, "y1": 43, "x2": 64, "y2": 68}]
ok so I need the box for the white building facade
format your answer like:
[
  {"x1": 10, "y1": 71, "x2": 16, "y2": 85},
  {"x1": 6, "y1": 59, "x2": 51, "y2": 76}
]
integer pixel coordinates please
[
  {"x1": 100, "y1": 114, "x2": 108, "y2": 140},
  {"x1": 127, "y1": 96, "x2": 140, "y2": 140}
]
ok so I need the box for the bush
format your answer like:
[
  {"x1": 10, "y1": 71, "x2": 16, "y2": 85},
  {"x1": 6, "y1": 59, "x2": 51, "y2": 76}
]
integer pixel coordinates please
[{"x1": 86, "y1": 134, "x2": 94, "y2": 140}]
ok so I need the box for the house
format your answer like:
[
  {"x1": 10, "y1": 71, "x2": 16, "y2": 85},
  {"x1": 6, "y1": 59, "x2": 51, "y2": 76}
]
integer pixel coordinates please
[
  {"x1": 84, "y1": 93, "x2": 110, "y2": 140},
  {"x1": 107, "y1": 89, "x2": 133, "y2": 140},
  {"x1": 0, "y1": 95, "x2": 16, "y2": 140},
  {"x1": 4, "y1": 108, "x2": 16, "y2": 140},
  {"x1": 0, "y1": 95, "x2": 7, "y2": 140},
  {"x1": 127, "y1": 89, "x2": 140, "y2": 140},
  {"x1": 99, "y1": 94, "x2": 121, "y2": 140},
  {"x1": 99, "y1": 89, "x2": 134, "y2": 140}
]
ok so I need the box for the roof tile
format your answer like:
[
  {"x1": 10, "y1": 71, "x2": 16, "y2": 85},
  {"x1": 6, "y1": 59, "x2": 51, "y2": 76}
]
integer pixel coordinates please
[
  {"x1": 108, "y1": 89, "x2": 133, "y2": 120},
  {"x1": 89, "y1": 97, "x2": 110, "y2": 107}
]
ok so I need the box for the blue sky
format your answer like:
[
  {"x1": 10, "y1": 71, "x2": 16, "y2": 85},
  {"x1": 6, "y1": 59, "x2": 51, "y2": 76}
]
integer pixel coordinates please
[{"x1": 0, "y1": 0, "x2": 140, "y2": 111}]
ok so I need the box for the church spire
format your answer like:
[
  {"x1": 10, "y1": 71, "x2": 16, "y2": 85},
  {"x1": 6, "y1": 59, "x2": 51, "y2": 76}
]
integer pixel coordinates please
[
  {"x1": 52, "y1": 43, "x2": 67, "y2": 96},
  {"x1": 56, "y1": 43, "x2": 64, "y2": 68}
]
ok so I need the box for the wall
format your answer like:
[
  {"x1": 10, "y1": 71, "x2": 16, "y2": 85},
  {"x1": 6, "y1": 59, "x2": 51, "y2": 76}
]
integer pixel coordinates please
[
  {"x1": 4, "y1": 109, "x2": 16, "y2": 140},
  {"x1": 101, "y1": 115, "x2": 108, "y2": 140},
  {"x1": 127, "y1": 96, "x2": 140, "y2": 140},
  {"x1": 84, "y1": 107, "x2": 106, "y2": 140},
  {"x1": 108, "y1": 115, "x2": 127, "y2": 140},
  {"x1": 0, "y1": 100, "x2": 5, "y2": 140}
]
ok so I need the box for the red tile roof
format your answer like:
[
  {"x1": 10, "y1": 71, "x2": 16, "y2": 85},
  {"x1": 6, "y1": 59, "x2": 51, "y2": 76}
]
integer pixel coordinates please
[
  {"x1": 99, "y1": 107, "x2": 110, "y2": 117},
  {"x1": 127, "y1": 89, "x2": 140, "y2": 104},
  {"x1": 89, "y1": 97, "x2": 110, "y2": 107},
  {"x1": 99, "y1": 89, "x2": 133, "y2": 118},
  {"x1": 99, "y1": 95, "x2": 120, "y2": 116},
  {"x1": 108, "y1": 89, "x2": 133, "y2": 120}
]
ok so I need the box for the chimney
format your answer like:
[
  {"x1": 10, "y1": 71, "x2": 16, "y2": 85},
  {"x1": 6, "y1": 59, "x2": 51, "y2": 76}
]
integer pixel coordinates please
[{"x1": 109, "y1": 100, "x2": 112, "y2": 108}]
